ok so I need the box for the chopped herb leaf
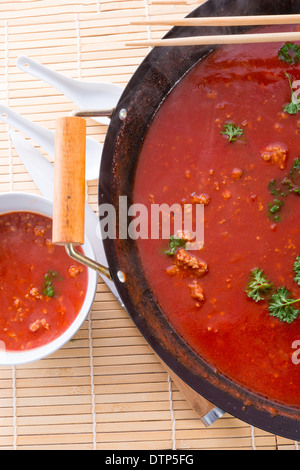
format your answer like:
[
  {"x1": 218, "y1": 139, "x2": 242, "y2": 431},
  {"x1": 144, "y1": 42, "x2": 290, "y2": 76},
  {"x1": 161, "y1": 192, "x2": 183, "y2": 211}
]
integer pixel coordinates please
[
  {"x1": 267, "y1": 158, "x2": 300, "y2": 222},
  {"x1": 221, "y1": 123, "x2": 244, "y2": 142},
  {"x1": 294, "y1": 256, "x2": 300, "y2": 286},
  {"x1": 47, "y1": 270, "x2": 57, "y2": 278},
  {"x1": 282, "y1": 157, "x2": 300, "y2": 193},
  {"x1": 245, "y1": 268, "x2": 273, "y2": 302},
  {"x1": 246, "y1": 263, "x2": 300, "y2": 324},
  {"x1": 278, "y1": 42, "x2": 300, "y2": 65},
  {"x1": 268, "y1": 179, "x2": 280, "y2": 196},
  {"x1": 43, "y1": 285, "x2": 54, "y2": 297},
  {"x1": 293, "y1": 158, "x2": 300, "y2": 169},
  {"x1": 268, "y1": 197, "x2": 285, "y2": 222},
  {"x1": 268, "y1": 199, "x2": 283, "y2": 214},
  {"x1": 284, "y1": 101, "x2": 300, "y2": 115},
  {"x1": 164, "y1": 236, "x2": 186, "y2": 256},
  {"x1": 268, "y1": 179, "x2": 288, "y2": 197},
  {"x1": 42, "y1": 270, "x2": 60, "y2": 298},
  {"x1": 283, "y1": 72, "x2": 300, "y2": 115},
  {"x1": 269, "y1": 287, "x2": 300, "y2": 324}
]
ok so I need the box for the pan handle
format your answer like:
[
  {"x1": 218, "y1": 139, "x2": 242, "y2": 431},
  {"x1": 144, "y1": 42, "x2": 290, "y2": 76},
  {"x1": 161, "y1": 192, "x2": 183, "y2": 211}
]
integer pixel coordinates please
[{"x1": 52, "y1": 115, "x2": 112, "y2": 281}]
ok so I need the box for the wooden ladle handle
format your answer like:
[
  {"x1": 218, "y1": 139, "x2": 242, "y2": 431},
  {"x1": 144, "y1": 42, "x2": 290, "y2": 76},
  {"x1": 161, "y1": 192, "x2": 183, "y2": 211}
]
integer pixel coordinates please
[{"x1": 52, "y1": 116, "x2": 86, "y2": 246}]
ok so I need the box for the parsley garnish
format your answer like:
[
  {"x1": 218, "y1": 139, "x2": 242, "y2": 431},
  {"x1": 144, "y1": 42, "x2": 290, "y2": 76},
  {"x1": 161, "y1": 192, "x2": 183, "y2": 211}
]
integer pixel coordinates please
[
  {"x1": 282, "y1": 157, "x2": 300, "y2": 193},
  {"x1": 42, "y1": 270, "x2": 58, "y2": 297},
  {"x1": 267, "y1": 158, "x2": 300, "y2": 222},
  {"x1": 221, "y1": 123, "x2": 244, "y2": 142},
  {"x1": 246, "y1": 257, "x2": 300, "y2": 323},
  {"x1": 164, "y1": 236, "x2": 186, "y2": 256},
  {"x1": 294, "y1": 256, "x2": 300, "y2": 285},
  {"x1": 246, "y1": 268, "x2": 273, "y2": 302},
  {"x1": 268, "y1": 199, "x2": 284, "y2": 222},
  {"x1": 283, "y1": 72, "x2": 300, "y2": 115},
  {"x1": 269, "y1": 287, "x2": 300, "y2": 324},
  {"x1": 278, "y1": 42, "x2": 300, "y2": 65}
]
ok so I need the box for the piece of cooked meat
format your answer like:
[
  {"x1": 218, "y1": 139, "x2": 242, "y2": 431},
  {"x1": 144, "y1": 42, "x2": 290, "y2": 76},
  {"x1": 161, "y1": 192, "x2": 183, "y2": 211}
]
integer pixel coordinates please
[
  {"x1": 189, "y1": 280, "x2": 205, "y2": 305},
  {"x1": 261, "y1": 144, "x2": 288, "y2": 170},
  {"x1": 190, "y1": 192, "x2": 211, "y2": 206},
  {"x1": 174, "y1": 249, "x2": 208, "y2": 277}
]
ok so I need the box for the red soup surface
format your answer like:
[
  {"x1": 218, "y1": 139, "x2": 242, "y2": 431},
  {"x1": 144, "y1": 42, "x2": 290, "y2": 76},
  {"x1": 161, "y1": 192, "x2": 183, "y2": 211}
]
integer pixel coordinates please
[
  {"x1": 133, "y1": 27, "x2": 300, "y2": 407},
  {"x1": 0, "y1": 211, "x2": 88, "y2": 351}
]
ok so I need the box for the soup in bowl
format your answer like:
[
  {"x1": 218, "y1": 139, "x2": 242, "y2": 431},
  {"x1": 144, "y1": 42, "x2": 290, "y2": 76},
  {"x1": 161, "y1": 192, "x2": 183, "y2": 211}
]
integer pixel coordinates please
[{"x1": 0, "y1": 192, "x2": 97, "y2": 365}]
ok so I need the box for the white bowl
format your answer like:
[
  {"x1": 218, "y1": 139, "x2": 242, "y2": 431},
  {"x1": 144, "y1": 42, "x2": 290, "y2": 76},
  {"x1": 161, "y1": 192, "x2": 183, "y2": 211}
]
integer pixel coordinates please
[{"x1": 0, "y1": 192, "x2": 98, "y2": 365}]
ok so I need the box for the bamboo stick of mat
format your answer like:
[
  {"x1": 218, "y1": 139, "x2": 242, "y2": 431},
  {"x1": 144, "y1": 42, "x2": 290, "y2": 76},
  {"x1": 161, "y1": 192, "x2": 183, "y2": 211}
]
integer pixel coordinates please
[
  {"x1": 126, "y1": 31, "x2": 300, "y2": 48},
  {"x1": 0, "y1": 0, "x2": 292, "y2": 451}
]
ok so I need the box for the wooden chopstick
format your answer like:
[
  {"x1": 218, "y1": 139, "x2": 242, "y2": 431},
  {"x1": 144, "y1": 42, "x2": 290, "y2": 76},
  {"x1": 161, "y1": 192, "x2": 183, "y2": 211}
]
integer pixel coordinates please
[
  {"x1": 149, "y1": 0, "x2": 197, "y2": 4},
  {"x1": 131, "y1": 14, "x2": 300, "y2": 27},
  {"x1": 126, "y1": 31, "x2": 300, "y2": 48}
]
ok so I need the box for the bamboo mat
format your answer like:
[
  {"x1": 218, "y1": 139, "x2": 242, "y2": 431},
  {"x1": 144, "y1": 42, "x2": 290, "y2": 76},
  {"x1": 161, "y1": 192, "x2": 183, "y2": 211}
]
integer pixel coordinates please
[{"x1": 0, "y1": 0, "x2": 297, "y2": 451}]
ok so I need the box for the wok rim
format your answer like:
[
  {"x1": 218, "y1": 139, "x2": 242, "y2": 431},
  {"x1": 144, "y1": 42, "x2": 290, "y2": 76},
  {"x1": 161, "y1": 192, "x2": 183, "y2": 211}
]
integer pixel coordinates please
[{"x1": 99, "y1": 0, "x2": 300, "y2": 440}]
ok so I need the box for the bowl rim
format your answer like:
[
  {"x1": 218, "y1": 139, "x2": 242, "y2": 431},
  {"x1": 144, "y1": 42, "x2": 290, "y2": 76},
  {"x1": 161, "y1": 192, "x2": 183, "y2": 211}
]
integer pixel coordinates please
[{"x1": 0, "y1": 191, "x2": 98, "y2": 366}]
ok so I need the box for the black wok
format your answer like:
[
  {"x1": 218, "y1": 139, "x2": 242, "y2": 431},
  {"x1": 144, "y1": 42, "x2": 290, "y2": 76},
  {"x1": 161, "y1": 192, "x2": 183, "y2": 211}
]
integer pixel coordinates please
[{"x1": 97, "y1": 0, "x2": 300, "y2": 441}]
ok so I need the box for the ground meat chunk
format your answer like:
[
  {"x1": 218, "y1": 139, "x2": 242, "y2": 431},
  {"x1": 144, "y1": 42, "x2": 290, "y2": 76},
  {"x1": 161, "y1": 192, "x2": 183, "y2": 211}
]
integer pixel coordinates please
[
  {"x1": 190, "y1": 192, "x2": 211, "y2": 205},
  {"x1": 69, "y1": 265, "x2": 83, "y2": 278},
  {"x1": 175, "y1": 231, "x2": 195, "y2": 243},
  {"x1": 222, "y1": 190, "x2": 232, "y2": 200},
  {"x1": 33, "y1": 225, "x2": 46, "y2": 237},
  {"x1": 165, "y1": 265, "x2": 180, "y2": 276},
  {"x1": 174, "y1": 249, "x2": 208, "y2": 277},
  {"x1": 231, "y1": 168, "x2": 243, "y2": 180},
  {"x1": 29, "y1": 318, "x2": 50, "y2": 333},
  {"x1": 261, "y1": 144, "x2": 288, "y2": 170},
  {"x1": 189, "y1": 280, "x2": 205, "y2": 306},
  {"x1": 26, "y1": 287, "x2": 43, "y2": 300}
]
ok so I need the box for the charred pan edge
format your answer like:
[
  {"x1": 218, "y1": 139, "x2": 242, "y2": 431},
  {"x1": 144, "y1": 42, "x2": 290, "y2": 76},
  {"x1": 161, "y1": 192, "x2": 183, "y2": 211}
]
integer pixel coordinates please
[{"x1": 99, "y1": 0, "x2": 300, "y2": 440}]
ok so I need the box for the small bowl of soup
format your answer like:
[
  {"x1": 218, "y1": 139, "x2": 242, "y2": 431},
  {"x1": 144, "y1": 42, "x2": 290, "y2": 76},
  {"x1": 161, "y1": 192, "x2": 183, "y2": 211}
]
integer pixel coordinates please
[{"x1": 0, "y1": 192, "x2": 97, "y2": 365}]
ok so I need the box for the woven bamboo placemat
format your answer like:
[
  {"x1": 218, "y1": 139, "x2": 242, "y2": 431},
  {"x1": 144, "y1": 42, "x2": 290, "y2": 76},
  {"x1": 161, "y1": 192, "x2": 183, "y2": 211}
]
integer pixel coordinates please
[{"x1": 0, "y1": 0, "x2": 297, "y2": 450}]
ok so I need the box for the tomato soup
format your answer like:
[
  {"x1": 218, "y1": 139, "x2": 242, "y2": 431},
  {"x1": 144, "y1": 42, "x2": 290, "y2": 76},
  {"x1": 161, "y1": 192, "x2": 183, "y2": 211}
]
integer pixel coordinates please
[
  {"x1": 0, "y1": 211, "x2": 88, "y2": 351},
  {"x1": 133, "y1": 28, "x2": 300, "y2": 406}
]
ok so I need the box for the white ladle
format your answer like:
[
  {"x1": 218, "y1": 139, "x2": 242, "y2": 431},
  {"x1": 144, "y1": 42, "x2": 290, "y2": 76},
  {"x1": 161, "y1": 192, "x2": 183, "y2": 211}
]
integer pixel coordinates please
[
  {"x1": 0, "y1": 104, "x2": 103, "y2": 181},
  {"x1": 17, "y1": 56, "x2": 124, "y2": 126}
]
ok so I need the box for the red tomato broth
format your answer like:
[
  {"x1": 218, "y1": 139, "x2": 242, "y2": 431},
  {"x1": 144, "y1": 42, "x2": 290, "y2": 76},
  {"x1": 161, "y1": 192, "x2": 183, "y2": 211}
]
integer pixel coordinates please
[
  {"x1": 0, "y1": 211, "x2": 88, "y2": 351},
  {"x1": 133, "y1": 27, "x2": 300, "y2": 406}
]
